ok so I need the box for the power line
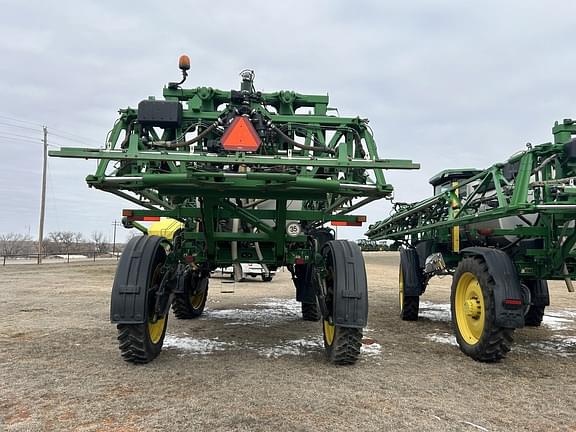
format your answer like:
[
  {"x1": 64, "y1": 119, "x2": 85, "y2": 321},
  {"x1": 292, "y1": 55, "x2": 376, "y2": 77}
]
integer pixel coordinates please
[
  {"x1": 0, "y1": 134, "x2": 43, "y2": 145},
  {"x1": 0, "y1": 113, "x2": 102, "y2": 147},
  {"x1": 49, "y1": 131, "x2": 101, "y2": 147},
  {"x1": 0, "y1": 121, "x2": 42, "y2": 133},
  {"x1": 0, "y1": 113, "x2": 43, "y2": 127},
  {"x1": 0, "y1": 131, "x2": 43, "y2": 142}
]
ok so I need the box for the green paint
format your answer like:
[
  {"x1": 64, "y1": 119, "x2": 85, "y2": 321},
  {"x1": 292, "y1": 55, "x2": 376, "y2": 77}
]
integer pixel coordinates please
[
  {"x1": 50, "y1": 67, "x2": 417, "y2": 269},
  {"x1": 367, "y1": 121, "x2": 576, "y2": 281}
]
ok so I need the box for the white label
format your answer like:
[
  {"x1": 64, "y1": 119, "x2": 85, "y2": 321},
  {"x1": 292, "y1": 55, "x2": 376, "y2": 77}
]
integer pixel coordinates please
[{"x1": 286, "y1": 222, "x2": 301, "y2": 237}]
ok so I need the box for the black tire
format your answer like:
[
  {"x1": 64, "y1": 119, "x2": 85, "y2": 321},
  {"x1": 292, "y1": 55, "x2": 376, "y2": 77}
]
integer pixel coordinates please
[
  {"x1": 115, "y1": 239, "x2": 168, "y2": 364},
  {"x1": 400, "y1": 295, "x2": 419, "y2": 321},
  {"x1": 451, "y1": 257, "x2": 514, "y2": 362},
  {"x1": 117, "y1": 319, "x2": 167, "y2": 364},
  {"x1": 398, "y1": 248, "x2": 422, "y2": 321},
  {"x1": 320, "y1": 240, "x2": 367, "y2": 365},
  {"x1": 522, "y1": 279, "x2": 548, "y2": 327},
  {"x1": 301, "y1": 302, "x2": 321, "y2": 321},
  {"x1": 323, "y1": 321, "x2": 363, "y2": 365},
  {"x1": 172, "y1": 275, "x2": 208, "y2": 319},
  {"x1": 524, "y1": 305, "x2": 545, "y2": 327},
  {"x1": 261, "y1": 274, "x2": 273, "y2": 282}
]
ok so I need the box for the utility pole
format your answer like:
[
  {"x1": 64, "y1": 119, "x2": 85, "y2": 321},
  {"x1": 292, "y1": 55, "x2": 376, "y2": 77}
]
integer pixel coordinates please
[
  {"x1": 112, "y1": 220, "x2": 120, "y2": 257},
  {"x1": 37, "y1": 126, "x2": 47, "y2": 264}
]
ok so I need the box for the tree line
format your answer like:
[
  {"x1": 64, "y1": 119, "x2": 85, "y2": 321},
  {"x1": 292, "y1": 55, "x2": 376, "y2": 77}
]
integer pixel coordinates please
[{"x1": 0, "y1": 231, "x2": 113, "y2": 256}]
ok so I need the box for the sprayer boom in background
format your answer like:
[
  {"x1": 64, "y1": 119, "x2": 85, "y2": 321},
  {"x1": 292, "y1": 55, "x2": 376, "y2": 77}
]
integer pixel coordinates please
[{"x1": 367, "y1": 119, "x2": 576, "y2": 362}]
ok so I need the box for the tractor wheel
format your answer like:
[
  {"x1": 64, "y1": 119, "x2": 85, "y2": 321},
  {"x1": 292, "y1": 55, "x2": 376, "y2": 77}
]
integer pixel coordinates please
[
  {"x1": 301, "y1": 302, "x2": 321, "y2": 321},
  {"x1": 116, "y1": 241, "x2": 168, "y2": 364},
  {"x1": 522, "y1": 279, "x2": 548, "y2": 327},
  {"x1": 323, "y1": 320, "x2": 363, "y2": 365},
  {"x1": 321, "y1": 240, "x2": 365, "y2": 365},
  {"x1": 172, "y1": 275, "x2": 208, "y2": 319},
  {"x1": 451, "y1": 257, "x2": 514, "y2": 362},
  {"x1": 399, "y1": 257, "x2": 419, "y2": 321},
  {"x1": 524, "y1": 305, "x2": 545, "y2": 327}
]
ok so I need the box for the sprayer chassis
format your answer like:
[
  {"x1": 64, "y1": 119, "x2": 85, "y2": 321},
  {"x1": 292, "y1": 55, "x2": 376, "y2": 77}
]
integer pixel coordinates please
[{"x1": 51, "y1": 69, "x2": 417, "y2": 365}]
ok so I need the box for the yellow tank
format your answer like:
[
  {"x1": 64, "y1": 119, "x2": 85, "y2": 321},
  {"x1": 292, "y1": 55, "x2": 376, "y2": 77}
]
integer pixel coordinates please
[{"x1": 147, "y1": 218, "x2": 184, "y2": 240}]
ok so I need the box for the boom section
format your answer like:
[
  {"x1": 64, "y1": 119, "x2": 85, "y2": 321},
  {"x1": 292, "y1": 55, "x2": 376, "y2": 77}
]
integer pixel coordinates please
[{"x1": 366, "y1": 118, "x2": 576, "y2": 280}]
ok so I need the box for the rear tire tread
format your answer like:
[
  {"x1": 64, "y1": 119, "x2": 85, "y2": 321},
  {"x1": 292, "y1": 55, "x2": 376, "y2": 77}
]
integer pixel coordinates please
[
  {"x1": 325, "y1": 327, "x2": 363, "y2": 365},
  {"x1": 117, "y1": 324, "x2": 163, "y2": 364}
]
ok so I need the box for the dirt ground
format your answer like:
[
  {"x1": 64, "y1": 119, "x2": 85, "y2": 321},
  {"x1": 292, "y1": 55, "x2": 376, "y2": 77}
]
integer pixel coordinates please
[{"x1": 1, "y1": 252, "x2": 575, "y2": 432}]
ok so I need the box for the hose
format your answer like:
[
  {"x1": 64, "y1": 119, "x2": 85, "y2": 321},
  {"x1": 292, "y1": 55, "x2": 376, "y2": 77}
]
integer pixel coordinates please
[
  {"x1": 270, "y1": 123, "x2": 335, "y2": 155},
  {"x1": 152, "y1": 122, "x2": 218, "y2": 149}
]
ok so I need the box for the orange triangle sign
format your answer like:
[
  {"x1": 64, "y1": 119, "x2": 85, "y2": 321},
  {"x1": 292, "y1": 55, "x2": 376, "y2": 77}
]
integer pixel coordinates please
[{"x1": 220, "y1": 116, "x2": 262, "y2": 151}]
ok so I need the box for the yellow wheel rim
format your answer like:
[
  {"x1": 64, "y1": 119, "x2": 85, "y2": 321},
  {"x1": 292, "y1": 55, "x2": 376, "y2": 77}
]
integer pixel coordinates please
[
  {"x1": 148, "y1": 317, "x2": 166, "y2": 344},
  {"x1": 399, "y1": 263, "x2": 404, "y2": 311},
  {"x1": 454, "y1": 272, "x2": 485, "y2": 345},
  {"x1": 323, "y1": 320, "x2": 335, "y2": 346},
  {"x1": 190, "y1": 290, "x2": 206, "y2": 309}
]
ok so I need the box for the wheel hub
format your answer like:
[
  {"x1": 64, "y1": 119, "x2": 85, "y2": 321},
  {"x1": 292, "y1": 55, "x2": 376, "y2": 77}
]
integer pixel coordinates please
[{"x1": 463, "y1": 298, "x2": 482, "y2": 319}]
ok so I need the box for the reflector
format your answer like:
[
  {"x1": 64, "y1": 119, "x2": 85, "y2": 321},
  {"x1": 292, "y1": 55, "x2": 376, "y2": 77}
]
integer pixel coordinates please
[
  {"x1": 331, "y1": 221, "x2": 363, "y2": 227},
  {"x1": 220, "y1": 116, "x2": 261, "y2": 151}
]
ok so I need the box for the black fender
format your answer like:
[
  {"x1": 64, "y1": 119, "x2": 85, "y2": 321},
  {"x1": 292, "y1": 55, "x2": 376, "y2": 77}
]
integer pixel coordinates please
[
  {"x1": 461, "y1": 247, "x2": 525, "y2": 328},
  {"x1": 110, "y1": 235, "x2": 166, "y2": 324},
  {"x1": 399, "y1": 248, "x2": 424, "y2": 297},
  {"x1": 323, "y1": 240, "x2": 368, "y2": 328},
  {"x1": 414, "y1": 240, "x2": 434, "y2": 270}
]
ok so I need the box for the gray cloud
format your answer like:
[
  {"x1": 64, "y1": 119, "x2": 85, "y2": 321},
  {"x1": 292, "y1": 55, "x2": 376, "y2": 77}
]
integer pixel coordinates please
[{"x1": 1, "y1": 0, "x2": 575, "y2": 241}]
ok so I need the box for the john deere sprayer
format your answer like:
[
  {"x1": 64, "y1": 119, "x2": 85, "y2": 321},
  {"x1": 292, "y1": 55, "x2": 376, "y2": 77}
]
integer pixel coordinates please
[
  {"x1": 50, "y1": 56, "x2": 418, "y2": 365},
  {"x1": 366, "y1": 119, "x2": 576, "y2": 362}
]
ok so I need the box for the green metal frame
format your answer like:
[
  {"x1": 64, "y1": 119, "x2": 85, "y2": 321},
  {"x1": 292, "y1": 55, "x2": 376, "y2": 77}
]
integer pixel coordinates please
[
  {"x1": 50, "y1": 74, "x2": 418, "y2": 268},
  {"x1": 366, "y1": 118, "x2": 576, "y2": 280}
]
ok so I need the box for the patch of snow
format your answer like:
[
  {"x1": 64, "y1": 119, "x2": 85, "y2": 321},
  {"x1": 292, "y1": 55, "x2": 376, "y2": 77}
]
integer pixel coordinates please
[
  {"x1": 361, "y1": 342, "x2": 382, "y2": 356},
  {"x1": 425, "y1": 332, "x2": 458, "y2": 346},
  {"x1": 257, "y1": 337, "x2": 323, "y2": 358},
  {"x1": 163, "y1": 335, "x2": 234, "y2": 355},
  {"x1": 527, "y1": 335, "x2": 576, "y2": 357},
  {"x1": 542, "y1": 310, "x2": 575, "y2": 331},
  {"x1": 203, "y1": 298, "x2": 301, "y2": 326},
  {"x1": 419, "y1": 302, "x2": 451, "y2": 322}
]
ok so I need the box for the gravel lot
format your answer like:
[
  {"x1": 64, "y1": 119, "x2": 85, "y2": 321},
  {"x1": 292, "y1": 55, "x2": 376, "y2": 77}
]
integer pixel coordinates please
[{"x1": 1, "y1": 252, "x2": 575, "y2": 431}]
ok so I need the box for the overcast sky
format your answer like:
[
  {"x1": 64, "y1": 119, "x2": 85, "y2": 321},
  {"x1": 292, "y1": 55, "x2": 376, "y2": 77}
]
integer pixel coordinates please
[{"x1": 1, "y1": 0, "x2": 575, "y2": 243}]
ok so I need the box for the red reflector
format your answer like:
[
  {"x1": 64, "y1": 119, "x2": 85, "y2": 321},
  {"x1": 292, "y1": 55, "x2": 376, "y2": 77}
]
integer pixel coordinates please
[
  {"x1": 295, "y1": 258, "x2": 305, "y2": 265},
  {"x1": 503, "y1": 299, "x2": 522, "y2": 305},
  {"x1": 220, "y1": 116, "x2": 261, "y2": 151},
  {"x1": 356, "y1": 215, "x2": 367, "y2": 223},
  {"x1": 122, "y1": 209, "x2": 133, "y2": 217},
  {"x1": 128, "y1": 216, "x2": 161, "y2": 222},
  {"x1": 331, "y1": 221, "x2": 363, "y2": 227}
]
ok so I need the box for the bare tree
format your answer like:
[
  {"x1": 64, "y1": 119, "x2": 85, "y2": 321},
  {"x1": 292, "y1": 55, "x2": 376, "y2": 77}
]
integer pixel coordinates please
[
  {"x1": 0, "y1": 233, "x2": 32, "y2": 256},
  {"x1": 48, "y1": 231, "x2": 81, "y2": 254},
  {"x1": 91, "y1": 231, "x2": 109, "y2": 254}
]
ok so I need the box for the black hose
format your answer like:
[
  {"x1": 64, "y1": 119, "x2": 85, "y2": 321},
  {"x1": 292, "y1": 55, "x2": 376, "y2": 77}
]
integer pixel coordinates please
[
  {"x1": 152, "y1": 122, "x2": 218, "y2": 149},
  {"x1": 270, "y1": 124, "x2": 335, "y2": 155}
]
